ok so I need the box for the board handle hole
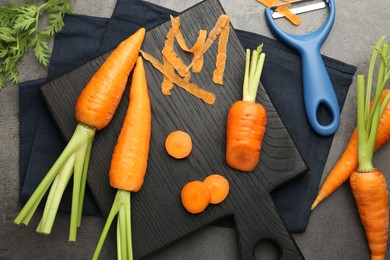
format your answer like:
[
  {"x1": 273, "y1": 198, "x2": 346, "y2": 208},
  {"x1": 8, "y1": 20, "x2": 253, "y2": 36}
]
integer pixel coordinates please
[{"x1": 254, "y1": 238, "x2": 280, "y2": 260}]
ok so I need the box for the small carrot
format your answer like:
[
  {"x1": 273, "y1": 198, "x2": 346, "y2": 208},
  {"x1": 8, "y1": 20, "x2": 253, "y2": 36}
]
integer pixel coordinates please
[
  {"x1": 341, "y1": 37, "x2": 389, "y2": 260},
  {"x1": 14, "y1": 28, "x2": 146, "y2": 241},
  {"x1": 93, "y1": 56, "x2": 151, "y2": 260},
  {"x1": 165, "y1": 130, "x2": 192, "y2": 159},
  {"x1": 203, "y1": 174, "x2": 229, "y2": 204},
  {"x1": 311, "y1": 89, "x2": 390, "y2": 210},
  {"x1": 181, "y1": 181, "x2": 210, "y2": 214},
  {"x1": 226, "y1": 45, "x2": 267, "y2": 172}
]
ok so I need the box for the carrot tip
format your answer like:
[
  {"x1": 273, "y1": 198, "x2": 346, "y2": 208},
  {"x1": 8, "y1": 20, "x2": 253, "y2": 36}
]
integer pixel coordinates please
[{"x1": 311, "y1": 198, "x2": 321, "y2": 210}]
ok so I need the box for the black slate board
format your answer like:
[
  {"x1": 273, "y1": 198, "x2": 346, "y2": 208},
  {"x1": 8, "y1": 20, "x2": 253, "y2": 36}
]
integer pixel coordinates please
[{"x1": 41, "y1": 0, "x2": 307, "y2": 258}]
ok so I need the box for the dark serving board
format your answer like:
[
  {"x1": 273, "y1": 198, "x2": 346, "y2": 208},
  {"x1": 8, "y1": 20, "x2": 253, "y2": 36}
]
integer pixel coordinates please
[{"x1": 41, "y1": 0, "x2": 307, "y2": 258}]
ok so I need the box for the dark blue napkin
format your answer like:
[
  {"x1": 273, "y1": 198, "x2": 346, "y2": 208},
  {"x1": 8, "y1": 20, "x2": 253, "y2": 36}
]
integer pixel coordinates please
[{"x1": 19, "y1": 0, "x2": 356, "y2": 232}]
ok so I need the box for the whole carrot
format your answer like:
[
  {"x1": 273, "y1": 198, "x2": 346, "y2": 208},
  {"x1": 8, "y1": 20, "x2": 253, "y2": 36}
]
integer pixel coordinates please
[
  {"x1": 349, "y1": 37, "x2": 389, "y2": 259},
  {"x1": 14, "y1": 28, "x2": 146, "y2": 241},
  {"x1": 93, "y1": 56, "x2": 151, "y2": 260},
  {"x1": 226, "y1": 44, "x2": 267, "y2": 172},
  {"x1": 311, "y1": 90, "x2": 390, "y2": 210}
]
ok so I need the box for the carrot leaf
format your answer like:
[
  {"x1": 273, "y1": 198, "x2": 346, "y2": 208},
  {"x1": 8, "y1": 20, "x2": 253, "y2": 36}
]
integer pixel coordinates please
[{"x1": 243, "y1": 44, "x2": 266, "y2": 102}]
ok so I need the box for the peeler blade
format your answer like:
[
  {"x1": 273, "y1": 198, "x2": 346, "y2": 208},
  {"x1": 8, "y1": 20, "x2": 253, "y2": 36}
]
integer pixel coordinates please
[{"x1": 271, "y1": 0, "x2": 327, "y2": 19}]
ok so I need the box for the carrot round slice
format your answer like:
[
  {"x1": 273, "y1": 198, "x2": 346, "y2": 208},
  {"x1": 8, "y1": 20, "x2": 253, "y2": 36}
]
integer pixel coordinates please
[
  {"x1": 203, "y1": 174, "x2": 229, "y2": 204},
  {"x1": 165, "y1": 130, "x2": 193, "y2": 159},
  {"x1": 181, "y1": 181, "x2": 210, "y2": 214}
]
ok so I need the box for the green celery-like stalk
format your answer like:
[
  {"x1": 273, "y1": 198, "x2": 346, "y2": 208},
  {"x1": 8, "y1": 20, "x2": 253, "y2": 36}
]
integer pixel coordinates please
[
  {"x1": 14, "y1": 124, "x2": 95, "y2": 241},
  {"x1": 243, "y1": 44, "x2": 266, "y2": 102},
  {"x1": 357, "y1": 37, "x2": 390, "y2": 172},
  {"x1": 93, "y1": 190, "x2": 132, "y2": 260}
]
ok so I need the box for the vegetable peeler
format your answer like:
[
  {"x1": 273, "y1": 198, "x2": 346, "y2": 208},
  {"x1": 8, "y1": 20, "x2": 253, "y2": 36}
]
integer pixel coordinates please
[{"x1": 265, "y1": 0, "x2": 339, "y2": 136}]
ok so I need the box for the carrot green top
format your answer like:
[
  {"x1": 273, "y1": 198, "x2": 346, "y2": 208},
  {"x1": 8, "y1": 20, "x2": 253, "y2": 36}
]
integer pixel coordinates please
[
  {"x1": 242, "y1": 44, "x2": 266, "y2": 103},
  {"x1": 357, "y1": 36, "x2": 390, "y2": 171}
]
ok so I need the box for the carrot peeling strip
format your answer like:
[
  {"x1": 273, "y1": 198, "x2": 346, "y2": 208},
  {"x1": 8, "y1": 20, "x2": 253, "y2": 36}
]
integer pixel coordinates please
[
  {"x1": 256, "y1": 0, "x2": 301, "y2": 26},
  {"x1": 212, "y1": 23, "x2": 229, "y2": 84},
  {"x1": 276, "y1": 6, "x2": 301, "y2": 26},
  {"x1": 141, "y1": 50, "x2": 216, "y2": 104},
  {"x1": 162, "y1": 16, "x2": 190, "y2": 79},
  {"x1": 187, "y1": 14, "x2": 230, "y2": 73},
  {"x1": 162, "y1": 56, "x2": 174, "y2": 95}
]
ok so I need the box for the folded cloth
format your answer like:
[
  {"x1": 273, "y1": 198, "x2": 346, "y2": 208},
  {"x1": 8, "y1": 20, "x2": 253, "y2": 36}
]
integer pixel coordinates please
[{"x1": 19, "y1": 0, "x2": 356, "y2": 232}]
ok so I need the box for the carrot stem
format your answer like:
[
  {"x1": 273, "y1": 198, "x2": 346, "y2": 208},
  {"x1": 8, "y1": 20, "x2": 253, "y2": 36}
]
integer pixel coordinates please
[
  {"x1": 77, "y1": 140, "x2": 93, "y2": 227},
  {"x1": 36, "y1": 154, "x2": 75, "y2": 234},
  {"x1": 243, "y1": 44, "x2": 265, "y2": 102},
  {"x1": 92, "y1": 190, "x2": 132, "y2": 260},
  {"x1": 14, "y1": 124, "x2": 95, "y2": 233},
  {"x1": 366, "y1": 42, "x2": 389, "y2": 132},
  {"x1": 357, "y1": 37, "x2": 390, "y2": 172},
  {"x1": 364, "y1": 36, "x2": 386, "y2": 123}
]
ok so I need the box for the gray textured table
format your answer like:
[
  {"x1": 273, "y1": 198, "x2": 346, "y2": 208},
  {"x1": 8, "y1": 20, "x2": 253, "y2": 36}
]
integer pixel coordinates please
[{"x1": 1, "y1": 0, "x2": 390, "y2": 259}]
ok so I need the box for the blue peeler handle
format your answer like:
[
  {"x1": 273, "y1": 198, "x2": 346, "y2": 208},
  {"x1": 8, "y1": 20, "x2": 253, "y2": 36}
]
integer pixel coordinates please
[{"x1": 264, "y1": 0, "x2": 339, "y2": 136}]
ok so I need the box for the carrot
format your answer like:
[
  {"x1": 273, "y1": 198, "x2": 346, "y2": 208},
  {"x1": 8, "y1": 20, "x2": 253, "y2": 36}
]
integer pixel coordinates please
[
  {"x1": 76, "y1": 28, "x2": 146, "y2": 130},
  {"x1": 226, "y1": 45, "x2": 267, "y2": 172},
  {"x1": 93, "y1": 56, "x2": 151, "y2": 260},
  {"x1": 341, "y1": 37, "x2": 389, "y2": 259},
  {"x1": 165, "y1": 130, "x2": 193, "y2": 159},
  {"x1": 203, "y1": 174, "x2": 229, "y2": 204},
  {"x1": 14, "y1": 28, "x2": 146, "y2": 241},
  {"x1": 311, "y1": 89, "x2": 390, "y2": 210},
  {"x1": 181, "y1": 181, "x2": 210, "y2": 214}
]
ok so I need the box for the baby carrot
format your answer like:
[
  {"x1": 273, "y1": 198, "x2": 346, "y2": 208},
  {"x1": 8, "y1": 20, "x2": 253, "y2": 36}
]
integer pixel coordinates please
[
  {"x1": 14, "y1": 28, "x2": 146, "y2": 241},
  {"x1": 226, "y1": 45, "x2": 267, "y2": 172},
  {"x1": 93, "y1": 56, "x2": 151, "y2": 260},
  {"x1": 165, "y1": 130, "x2": 193, "y2": 159},
  {"x1": 181, "y1": 181, "x2": 210, "y2": 214},
  {"x1": 203, "y1": 174, "x2": 229, "y2": 204}
]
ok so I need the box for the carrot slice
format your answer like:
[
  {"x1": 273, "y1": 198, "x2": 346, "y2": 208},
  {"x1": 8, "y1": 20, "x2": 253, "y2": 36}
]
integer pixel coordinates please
[
  {"x1": 141, "y1": 50, "x2": 216, "y2": 104},
  {"x1": 181, "y1": 181, "x2": 210, "y2": 214},
  {"x1": 165, "y1": 130, "x2": 193, "y2": 159},
  {"x1": 203, "y1": 174, "x2": 229, "y2": 204}
]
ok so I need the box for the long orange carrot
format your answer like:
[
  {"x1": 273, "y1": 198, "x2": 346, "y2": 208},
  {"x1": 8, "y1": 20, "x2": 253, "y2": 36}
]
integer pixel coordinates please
[
  {"x1": 344, "y1": 37, "x2": 389, "y2": 260},
  {"x1": 93, "y1": 56, "x2": 151, "y2": 260},
  {"x1": 226, "y1": 45, "x2": 267, "y2": 172},
  {"x1": 311, "y1": 89, "x2": 390, "y2": 210},
  {"x1": 14, "y1": 28, "x2": 146, "y2": 242}
]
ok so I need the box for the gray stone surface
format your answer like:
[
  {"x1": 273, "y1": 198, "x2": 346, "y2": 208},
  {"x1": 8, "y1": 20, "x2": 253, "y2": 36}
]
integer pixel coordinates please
[{"x1": 1, "y1": 0, "x2": 390, "y2": 259}]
